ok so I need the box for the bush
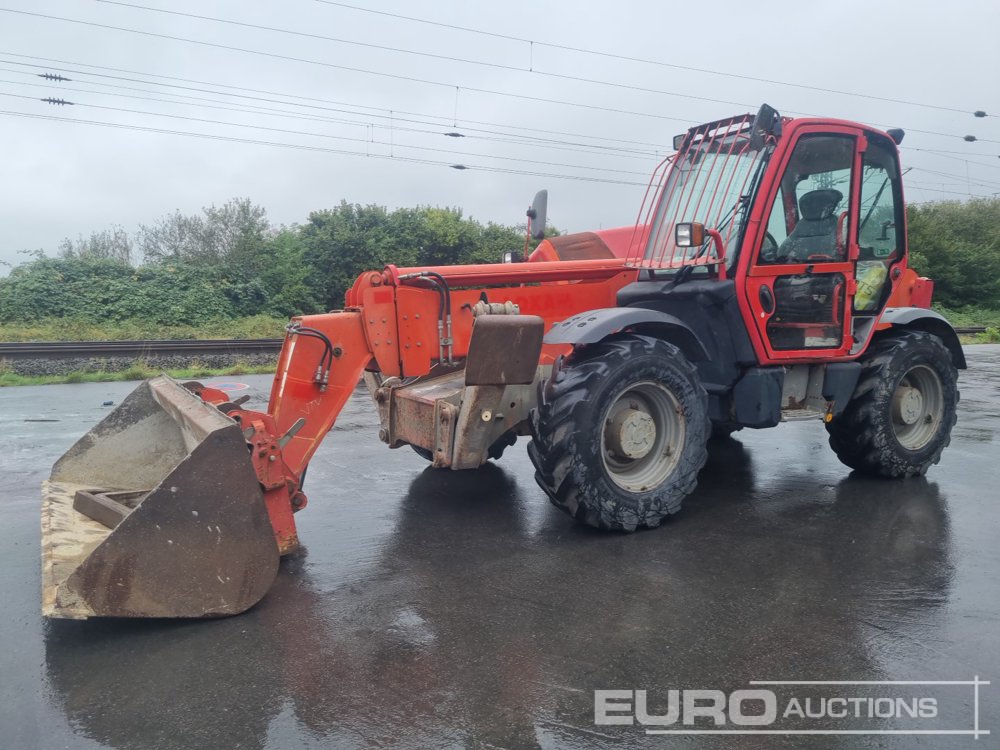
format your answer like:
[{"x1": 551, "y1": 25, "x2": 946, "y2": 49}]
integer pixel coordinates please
[{"x1": 979, "y1": 327, "x2": 1000, "y2": 344}]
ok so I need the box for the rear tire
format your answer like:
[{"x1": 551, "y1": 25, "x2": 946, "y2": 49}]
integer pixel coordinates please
[
  {"x1": 528, "y1": 335, "x2": 710, "y2": 531},
  {"x1": 826, "y1": 331, "x2": 958, "y2": 477}
]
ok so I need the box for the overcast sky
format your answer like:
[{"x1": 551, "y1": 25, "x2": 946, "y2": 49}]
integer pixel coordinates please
[{"x1": 1, "y1": 0, "x2": 998, "y2": 269}]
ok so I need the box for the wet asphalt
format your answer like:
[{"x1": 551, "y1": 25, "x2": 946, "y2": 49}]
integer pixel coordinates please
[{"x1": 1, "y1": 346, "x2": 998, "y2": 749}]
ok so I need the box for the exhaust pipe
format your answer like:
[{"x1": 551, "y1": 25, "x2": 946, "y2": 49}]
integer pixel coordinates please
[{"x1": 41, "y1": 375, "x2": 279, "y2": 619}]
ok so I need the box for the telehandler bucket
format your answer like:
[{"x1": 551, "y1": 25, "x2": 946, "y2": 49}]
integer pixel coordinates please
[{"x1": 41, "y1": 375, "x2": 279, "y2": 619}]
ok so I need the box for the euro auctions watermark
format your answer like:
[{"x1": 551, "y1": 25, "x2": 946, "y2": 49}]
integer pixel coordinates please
[{"x1": 595, "y1": 677, "x2": 990, "y2": 738}]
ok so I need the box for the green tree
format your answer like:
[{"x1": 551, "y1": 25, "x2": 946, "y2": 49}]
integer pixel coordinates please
[
  {"x1": 300, "y1": 202, "x2": 419, "y2": 309},
  {"x1": 257, "y1": 227, "x2": 323, "y2": 317},
  {"x1": 137, "y1": 198, "x2": 269, "y2": 270},
  {"x1": 0, "y1": 197, "x2": 547, "y2": 330},
  {"x1": 907, "y1": 198, "x2": 1000, "y2": 309},
  {"x1": 59, "y1": 226, "x2": 134, "y2": 265}
]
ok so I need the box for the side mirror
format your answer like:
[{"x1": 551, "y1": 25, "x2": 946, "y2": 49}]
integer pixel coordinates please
[
  {"x1": 675, "y1": 222, "x2": 706, "y2": 248},
  {"x1": 749, "y1": 103, "x2": 781, "y2": 151},
  {"x1": 503, "y1": 250, "x2": 523, "y2": 263},
  {"x1": 526, "y1": 189, "x2": 548, "y2": 240}
]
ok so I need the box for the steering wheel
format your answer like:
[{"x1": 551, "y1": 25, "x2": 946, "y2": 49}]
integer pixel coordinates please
[{"x1": 759, "y1": 232, "x2": 780, "y2": 263}]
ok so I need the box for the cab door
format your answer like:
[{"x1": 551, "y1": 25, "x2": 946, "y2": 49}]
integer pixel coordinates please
[{"x1": 743, "y1": 127, "x2": 863, "y2": 360}]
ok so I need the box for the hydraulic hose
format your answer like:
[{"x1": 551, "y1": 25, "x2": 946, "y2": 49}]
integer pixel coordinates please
[
  {"x1": 398, "y1": 271, "x2": 454, "y2": 364},
  {"x1": 286, "y1": 323, "x2": 336, "y2": 389}
]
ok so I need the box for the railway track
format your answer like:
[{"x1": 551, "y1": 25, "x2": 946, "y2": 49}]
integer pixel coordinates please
[
  {"x1": 0, "y1": 339, "x2": 283, "y2": 360},
  {"x1": 0, "y1": 328, "x2": 988, "y2": 361}
]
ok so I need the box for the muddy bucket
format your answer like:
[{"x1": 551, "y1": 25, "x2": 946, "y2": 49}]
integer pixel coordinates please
[{"x1": 42, "y1": 375, "x2": 279, "y2": 619}]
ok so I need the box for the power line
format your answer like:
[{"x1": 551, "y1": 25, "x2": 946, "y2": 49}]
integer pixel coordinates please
[
  {"x1": 906, "y1": 185, "x2": 993, "y2": 198},
  {"x1": 0, "y1": 6, "x2": 1000, "y2": 150},
  {"x1": 0, "y1": 68, "x2": 663, "y2": 164},
  {"x1": 0, "y1": 8, "x2": 702, "y2": 125},
  {"x1": 0, "y1": 88, "x2": 653, "y2": 177},
  {"x1": 0, "y1": 108, "x2": 650, "y2": 187},
  {"x1": 9, "y1": 52, "x2": 992, "y2": 177},
  {"x1": 1, "y1": 18, "x2": 992, "y2": 200},
  {"x1": 0, "y1": 58, "x2": 670, "y2": 161},
  {"x1": 910, "y1": 166, "x2": 1000, "y2": 190},
  {"x1": 18, "y1": 66, "x2": 997, "y2": 194},
  {"x1": 912, "y1": 146, "x2": 1000, "y2": 158},
  {"x1": 0, "y1": 67, "x2": 374, "y2": 127},
  {"x1": 0, "y1": 54, "x2": 672, "y2": 157},
  {"x1": 18, "y1": 79, "x2": 991, "y2": 192},
  {"x1": 88, "y1": 2, "x2": 1000, "y2": 144},
  {"x1": 7, "y1": 93, "x2": 994, "y2": 202},
  {"x1": 314, "y1": 0, "x2": 992, "y2": 117},
  {"x1": 12, "y1": 65, "x2": 998, "y2": 197},
  {"x1": 905, "y1": 146, "x2": 1000, "y2": 171},
  {"x1": 94, "y1": 0, "x2": 765, "y2": 112}
]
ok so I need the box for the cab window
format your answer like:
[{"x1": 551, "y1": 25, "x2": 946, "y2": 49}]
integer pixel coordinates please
[
  {"x1": 857, "y1": 139, "x2": 902, "y2": 261},
  {"x1": 854, "y1": 136, "x2": 902, "y2": 313},
  {"x1": 759, "y1": 135, "x2": 854, "y2": 264}
]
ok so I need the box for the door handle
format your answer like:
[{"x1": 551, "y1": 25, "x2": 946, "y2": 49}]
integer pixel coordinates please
[{"x1": 759, "y1": 285, "x2": 775, "y2": 314}]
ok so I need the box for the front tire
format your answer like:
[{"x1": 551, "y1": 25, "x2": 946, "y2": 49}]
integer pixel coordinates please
[
  {"x1": 826, "y1": 331, "x2": 958, "y2": 477},
  {"x1": 528, "y1": 335, "x2": 710, "y2": 531}
]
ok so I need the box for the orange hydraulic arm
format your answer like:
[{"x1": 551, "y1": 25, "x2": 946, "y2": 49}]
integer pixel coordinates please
[{"x1": 198, "y1": 257, "x2": 639, "y2": 553}]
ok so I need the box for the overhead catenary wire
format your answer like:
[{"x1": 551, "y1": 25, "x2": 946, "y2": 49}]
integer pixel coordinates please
[
  {"x1": 12, "y1": 68, "x2": 999, "y2": 200},
  {"x1": 0, "y1": 52, "x2": 673, "y2": 152},
  {"x1": 0, "y1": 54, "x2": 670, "y2": 159},
  {"x1": 82, "y1": 3, "x2": 1000, "y2": 144},
  {"x1": 0, "y1": 10, "x2": 993, "y2": 208},
  {"x1": 10, "y1": 84, "x2": 994, "y2": 201},
  {"x1": 0, "y1": 3, "x2": 1000, "y2": 149},
  {"x1": 0, "y1": 69, "x2": 662, "y2": 163},
  {"x1": 4, "y1": 7, "x2": 997, "y2": 147},
  {"x1": 8, "y1": 90, "x2": 997, "y2": 203},
  {"x1": 909, "y1": 166, "x2": 1000, "y2": 191},
  {"x1": 6, "y1": 53, "x2": 998, "y2": 183},
  {"x1": 0, "y1": 108, "x2": 651, "y2": 187},
  {"x1": 905, "y1": 146, "x2": 1000, "y2": 172},
  {"x1": 0, "y1": 89, "x2": 652, "y2": 177},
  {"x1": 0, "y1": 8, "x2": 705, "y2": 126},
  {"x1": 91, "y1": 0, "x2": 757, "y2": 113},
  {"x1": 312, "y1": 0, "x2": 992, "y2": 117},
  {"x1": 6, "y1": 55, "x2": 997, "y2": 195}
]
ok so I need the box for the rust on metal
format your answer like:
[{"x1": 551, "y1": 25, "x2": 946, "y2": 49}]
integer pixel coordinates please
[
  {"x1": 42, "y1": 375, "x2": 279, "y2": 619},
  {"x1": 464, "y1": 315, "x2": 544, "y2": 386},
  {"x1": 72, "y1": 489, "x2": 148, "y2": 529}
]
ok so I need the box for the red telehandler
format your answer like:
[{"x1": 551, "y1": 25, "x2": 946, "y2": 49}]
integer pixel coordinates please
[{"x1": 42, "y1": 105, "x2": 964, "y2": 618}]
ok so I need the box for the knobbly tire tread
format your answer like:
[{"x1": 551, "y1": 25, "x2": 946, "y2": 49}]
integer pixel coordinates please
[
  {"x1": 826, "y1": 330, "x2": 959, "y2": 478},
  {"x1": 528, "y1": 334, "x2": 710, "y2": 531}
]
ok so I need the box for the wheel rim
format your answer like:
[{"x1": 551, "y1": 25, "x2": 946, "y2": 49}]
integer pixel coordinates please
[
  {"x1": 601, "y1": 381, "x2": 685, "y2": 492},
  {"x1": 891, "y1": 364, "x2": 944, "y2": 451}
]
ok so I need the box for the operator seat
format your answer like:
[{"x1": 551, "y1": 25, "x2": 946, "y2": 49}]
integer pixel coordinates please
[{"x1": 778, "y1": 188, "x2": 843, "y2": 261}]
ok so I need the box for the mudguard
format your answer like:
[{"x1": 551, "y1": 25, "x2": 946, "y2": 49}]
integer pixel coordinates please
[
  {"x1": 544, "y1": 307, "x2": 709, "y2": 361},
  {"x1": 878, "y1": 307, "x2": 967, "y2": 369}
]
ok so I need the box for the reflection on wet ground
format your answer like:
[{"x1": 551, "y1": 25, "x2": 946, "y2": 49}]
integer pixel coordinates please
[{"x1": 2, "y1": 346, "x2": 998, "y2": 748}]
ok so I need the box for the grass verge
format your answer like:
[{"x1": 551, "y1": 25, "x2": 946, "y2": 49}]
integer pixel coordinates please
[
  {"x1": 935, "y1": 305, "x2": 1000, "y2": 344},
  {"x1": 0, "y1": 315, "x2": 288, "y2": 342},
  {"x1": 0, "y1": 362, "x2": 275, "y2": 387}
]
